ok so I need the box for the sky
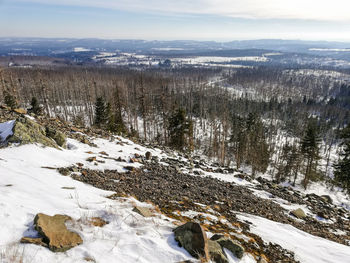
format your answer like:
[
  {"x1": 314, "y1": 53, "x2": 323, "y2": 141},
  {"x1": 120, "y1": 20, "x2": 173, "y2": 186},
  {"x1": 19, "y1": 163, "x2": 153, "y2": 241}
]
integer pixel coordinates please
[{"x1": 0, "y1": 0, "x2": 350, "y2": 41}]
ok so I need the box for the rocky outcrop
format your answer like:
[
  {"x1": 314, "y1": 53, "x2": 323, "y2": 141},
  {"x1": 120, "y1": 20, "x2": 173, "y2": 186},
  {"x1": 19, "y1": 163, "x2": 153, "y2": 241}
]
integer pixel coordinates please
[
  {"x1": 173, "y1": 222, "x2": 209, "y2": 260},
  {"x1": 21, "y1": 213, "x2": 83, "y2": 252},
  {"x1": 6, "y1": 117, "x2": 66, "y2": 148}
]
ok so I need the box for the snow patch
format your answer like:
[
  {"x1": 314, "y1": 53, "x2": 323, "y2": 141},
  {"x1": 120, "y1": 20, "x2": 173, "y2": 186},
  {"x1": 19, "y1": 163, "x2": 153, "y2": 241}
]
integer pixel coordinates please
[{"x1": 0, "y1": 120, "x2": 15, "y2": 142}]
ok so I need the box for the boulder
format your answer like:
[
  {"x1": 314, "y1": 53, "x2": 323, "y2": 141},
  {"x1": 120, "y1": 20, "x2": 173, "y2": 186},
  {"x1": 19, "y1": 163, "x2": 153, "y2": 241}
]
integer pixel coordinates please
[
  {"x1": 33, "y1": 213, "x2": 83, "y2": 252},
  {"x1": 132, "y1": 206, "x2": 153, "y2": 217},
  {"x1": 46, "y1": 127, "x2": 66, "y2": 147},
  {"x1": 210, "y1": 234, "x2": 245, "y2": 259},
  {"x1": 208, "y1": 240, "x2": 228, "y2": 263},
  {"x1": 7, "y1": 117, "x2": 58, "y2": 148},
  {"x1": 6, "y1": 117, "x2": 66, "y2": 148},
  {"x1": 173, "y1": 222, "x2": 209, "y2": 260},
  {"x1": 291, "y1": 208, "x2": 306, "y2": 219}
]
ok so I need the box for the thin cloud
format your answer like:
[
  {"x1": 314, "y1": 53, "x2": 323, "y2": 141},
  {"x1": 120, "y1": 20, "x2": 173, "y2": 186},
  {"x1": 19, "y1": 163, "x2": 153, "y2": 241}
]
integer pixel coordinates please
[{"x1": 15, "y1": 0, "x2": 350, "y2": 21}]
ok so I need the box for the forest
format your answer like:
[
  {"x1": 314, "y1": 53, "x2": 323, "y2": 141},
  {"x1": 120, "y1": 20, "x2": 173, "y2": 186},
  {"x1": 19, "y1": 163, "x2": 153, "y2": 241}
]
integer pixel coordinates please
[{"x1": 1, "y1": 64, "x2": 350, "y2": 193}]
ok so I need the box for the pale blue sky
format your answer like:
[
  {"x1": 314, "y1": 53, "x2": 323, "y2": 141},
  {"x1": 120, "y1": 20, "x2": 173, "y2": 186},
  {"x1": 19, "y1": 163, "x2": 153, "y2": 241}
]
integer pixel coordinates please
[{"x1": 1, "y1": 0, "x2": 350, "y2": 41}]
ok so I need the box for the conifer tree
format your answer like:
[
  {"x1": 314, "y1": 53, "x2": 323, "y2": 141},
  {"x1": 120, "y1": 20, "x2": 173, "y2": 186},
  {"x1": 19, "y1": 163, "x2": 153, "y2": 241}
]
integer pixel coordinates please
[
  {"x1": 168, "y1": 108, "x2": 193, "y2": 152},
  {"x1": 334, "y1": 124, "x2": 350, "y2": 192},
  {"x1": 94, "y1": 96, "x2": 107, "y2": 128},
  {"x1": 301, "y1": 121, "x2": 321, "y2": 189}
]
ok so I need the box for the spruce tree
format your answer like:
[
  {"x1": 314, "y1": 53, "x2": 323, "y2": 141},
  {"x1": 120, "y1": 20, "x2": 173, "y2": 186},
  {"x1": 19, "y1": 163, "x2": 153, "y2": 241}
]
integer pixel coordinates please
[
  {"x1": 301, "y1": 121, "x2": 321, "y2": 189},
  {"x1": 334, "y1": 124, "x2": 350, "y2": 192},
  {"x1": 94, "y1": 97, "x2": 107, "y2": 128},
  {"x1": 168, "y1": 108, "x2": 193, "y2": 152}
]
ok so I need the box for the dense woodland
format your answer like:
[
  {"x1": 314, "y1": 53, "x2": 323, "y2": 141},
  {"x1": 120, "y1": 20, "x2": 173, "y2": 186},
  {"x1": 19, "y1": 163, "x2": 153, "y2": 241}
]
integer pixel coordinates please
[{"x1": 1, "y1": 65, "x2": 350, "y2": 193}]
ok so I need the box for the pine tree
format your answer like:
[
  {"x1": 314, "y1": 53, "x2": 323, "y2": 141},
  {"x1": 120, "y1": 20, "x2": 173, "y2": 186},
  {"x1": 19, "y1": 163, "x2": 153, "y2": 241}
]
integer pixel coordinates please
[
  {"x1": 301, "y1": 121, "x2": 321, "y2": 189},
  {"x1": 94, "y1": 97, "x2": 107, "y2": 128},
  {"x1": 334, "y1": 124, "x2": 350, "y2": 192}
]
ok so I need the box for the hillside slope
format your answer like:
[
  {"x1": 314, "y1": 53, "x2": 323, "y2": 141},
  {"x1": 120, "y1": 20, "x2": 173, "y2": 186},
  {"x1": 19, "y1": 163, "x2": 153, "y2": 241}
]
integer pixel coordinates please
[{"x1": 0, "y1": 113, "x2": 349, "y2": 263}]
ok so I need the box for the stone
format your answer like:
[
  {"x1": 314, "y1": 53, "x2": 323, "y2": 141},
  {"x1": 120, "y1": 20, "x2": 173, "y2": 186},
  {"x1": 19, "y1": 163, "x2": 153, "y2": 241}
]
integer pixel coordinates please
[
  {"x1": 145, "y1": 151, "x2": 152, "y2": 160},
  {"x1": 20, "y1": 237, "x2": 47, "y2": 247},
  {"x1": 173, "y1": 222, "x2": 209, "y2": 260},
  {"x1": 45, "y1": 127, "x2": 66, "y2": 148},
  {"x1": 124, "y1": 166, "x2": 136, "y2": 172},
  {"x1": 13, "y1": 108, "x2": 27, "y2": 115},
  {"x1": 208, "y1": 240, "x2": 228, "y2": 263},
  {"x1": 210, "y1": 234, "x2": 245, "y2": 259},
  {"x1": 33, "y1": 213, "x2": 83, "y2": 252},
  {"x1": 86, "y1": 157, "x2": 97, "y2": 162},
  {"x1": 291, "y1": 208, "x2": 306, "y2": 219},
  {"x1": 317, "y1": 211, "x2": 329, "y2": 220},
  {"x1": 132, "y1": 206, "x2": 153, "y2": 217},
  {"x1": 7, "y1": 117, "x2": 59, "y2": 148},
  {"x1": 89, "y1": 217, "x2": 108, "y2": 227},
  {"x1": 321, "y1": 195, "x2": 333, "y2": 204},
  {"x1": 58, "y1": 167, "x2": 70, "y2": 176}
]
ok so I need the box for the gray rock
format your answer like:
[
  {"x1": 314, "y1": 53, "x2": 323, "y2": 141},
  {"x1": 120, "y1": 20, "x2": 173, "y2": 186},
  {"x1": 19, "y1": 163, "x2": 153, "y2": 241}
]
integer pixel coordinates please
[
  {"x1": 208, "y1": 240, "x2": 228, "y2": 263},
  {"x1": 173, "y1": 222, "x2": 209, "y2": 260},
  {"x1": 46, "y1": 127, "x2": 66, "y2": 147},
  {"x1": 210, "y1": 234, "x2": 245, "y2": 259}
]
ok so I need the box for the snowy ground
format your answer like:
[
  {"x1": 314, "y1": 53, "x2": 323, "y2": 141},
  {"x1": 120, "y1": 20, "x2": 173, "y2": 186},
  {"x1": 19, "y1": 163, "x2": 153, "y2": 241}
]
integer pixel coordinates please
[
  {"x1": 1, "y1": 117, "x2": 350, "y2": 262},
  {"x1": 237, "y1": 213, "x2": 350, "y2": 263},
  {"x1": 0, "y1": 138, "x2": 196, "y2": 263}
]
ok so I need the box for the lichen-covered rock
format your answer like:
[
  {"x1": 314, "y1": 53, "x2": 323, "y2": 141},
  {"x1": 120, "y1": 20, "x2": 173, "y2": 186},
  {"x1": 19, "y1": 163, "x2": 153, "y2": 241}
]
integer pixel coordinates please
[
  {"x1": 33, "y1": 213, "x2": 83, "y2": 252},
  {"x1": 208, "y1": 240, "x2": 228, "y2": 263},
  {"x1": 210, "y1": 234, "x2": 245, "y2": 259},
  {"x1": 173, "y1": 222, "x2": 209, "y2": 260},
  {"x1": 291, "y1": 208, "x2": 306, "y2": 219},
  {"x1": 46, "y1": 126, "x2": 66, "y2": 147},
  {"x1": 3, "y1": 117, "x2": 67, "y2": 148},
  {"x1": 7, "y1": 117, "x2": 59, "y2": 148}
]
